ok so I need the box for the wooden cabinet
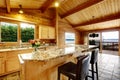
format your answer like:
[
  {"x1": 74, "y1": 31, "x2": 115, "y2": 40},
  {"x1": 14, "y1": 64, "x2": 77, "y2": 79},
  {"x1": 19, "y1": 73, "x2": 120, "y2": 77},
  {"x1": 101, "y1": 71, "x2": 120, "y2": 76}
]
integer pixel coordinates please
[
  {"x1": 39, "y1": 26, "x2": 48, "y2": 39},
  {"x1": 48, "y1": 27, "x2": 55, "y2": 39},
  {"x1": 6, "y1": 52, "x2": 20, "y2": 72},
  {"x1": 0, "y1": 53, "x2": 6, "y2": 74},
  {"x1": 0, "y1": 48, "x2": 33, "y2": 76},
  {"x1": 39, "y1": 25, "x2": 55, "y2": 39}
]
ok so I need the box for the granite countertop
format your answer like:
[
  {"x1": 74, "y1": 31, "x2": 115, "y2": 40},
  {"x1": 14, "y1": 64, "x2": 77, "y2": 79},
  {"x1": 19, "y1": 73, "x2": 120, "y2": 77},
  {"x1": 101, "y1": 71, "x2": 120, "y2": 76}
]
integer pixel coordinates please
[
  {"x1": 0, "y1": 45, "x2": 50, "y2": 52},
  {"x1": 18, "y1": 45, "x2": 98, "y2": 63}
]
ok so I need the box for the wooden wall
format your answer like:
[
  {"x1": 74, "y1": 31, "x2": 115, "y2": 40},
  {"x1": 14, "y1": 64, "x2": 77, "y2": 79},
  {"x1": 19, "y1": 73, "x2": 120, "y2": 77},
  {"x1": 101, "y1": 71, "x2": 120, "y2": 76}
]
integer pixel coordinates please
[
  {"x1": 0, "y1": 8, "x2": 56, "y2": 48},
  {"x1": 57, "y1": 17, "x2": 81, "y2": 48},
  {"x1": 0, "y1": 8, "x2": 82, "y2": 48},
  {"x1": 0, "y1": 8, "x2": 55, "y2": 25}
]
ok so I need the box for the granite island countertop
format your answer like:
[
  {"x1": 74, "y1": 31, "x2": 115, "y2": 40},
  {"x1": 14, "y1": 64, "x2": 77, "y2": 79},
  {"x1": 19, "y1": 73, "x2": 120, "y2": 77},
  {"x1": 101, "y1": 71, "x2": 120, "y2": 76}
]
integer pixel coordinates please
[
  {"x1": 18, "y1": 45, "x2": 98, "y2": 63},
  {"x1": 0, "y1": 45, "x2": 52, "y2": 52}
]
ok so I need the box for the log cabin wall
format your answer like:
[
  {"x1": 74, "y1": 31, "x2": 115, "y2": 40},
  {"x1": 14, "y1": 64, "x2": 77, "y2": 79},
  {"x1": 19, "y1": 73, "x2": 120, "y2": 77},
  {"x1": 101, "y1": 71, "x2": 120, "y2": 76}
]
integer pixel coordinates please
[
  {"x1": 0, "y1": 8, "x2": 56, "y2": 48},
  {"x1": 0, "y1": 9, "x2": 54, "y2": 25},
  {"x1": 0, "y1": 8, "x2": 82, "y2": 48},
  {"x1": 57, "y1": 17, "x2": 81, "y2": 48}
]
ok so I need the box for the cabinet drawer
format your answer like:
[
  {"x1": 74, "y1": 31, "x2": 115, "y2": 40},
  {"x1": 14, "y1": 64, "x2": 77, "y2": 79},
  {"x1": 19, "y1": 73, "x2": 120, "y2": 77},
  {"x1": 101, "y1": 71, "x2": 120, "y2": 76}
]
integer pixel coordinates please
[{"x1": 6, "y1": 53, "x2": 18, "y2": 59}]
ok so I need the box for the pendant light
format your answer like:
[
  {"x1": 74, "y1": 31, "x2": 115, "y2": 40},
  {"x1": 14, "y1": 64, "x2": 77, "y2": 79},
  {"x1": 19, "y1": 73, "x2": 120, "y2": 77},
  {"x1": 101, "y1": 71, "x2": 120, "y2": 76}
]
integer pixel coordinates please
[{"x1": 18, "y1": 5, "x2": 24, "y2": 14}]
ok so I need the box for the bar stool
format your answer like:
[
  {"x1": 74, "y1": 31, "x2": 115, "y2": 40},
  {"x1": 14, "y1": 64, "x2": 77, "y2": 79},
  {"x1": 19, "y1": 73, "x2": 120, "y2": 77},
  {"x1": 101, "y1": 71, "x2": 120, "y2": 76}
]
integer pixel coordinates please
[
  {"x1": 89, "y1": 49, "x2": 99, "y2": 80},
  {"x1": 58, "y1": 54, "x2": 90, "y2": 80}
]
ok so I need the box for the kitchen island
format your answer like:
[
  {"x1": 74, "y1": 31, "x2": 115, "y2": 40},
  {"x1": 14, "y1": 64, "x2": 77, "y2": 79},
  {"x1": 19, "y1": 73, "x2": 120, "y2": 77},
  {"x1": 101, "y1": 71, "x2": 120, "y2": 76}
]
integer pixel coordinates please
[{"x1": 19, "y1": 45, "x2": 98, "y2": 80}]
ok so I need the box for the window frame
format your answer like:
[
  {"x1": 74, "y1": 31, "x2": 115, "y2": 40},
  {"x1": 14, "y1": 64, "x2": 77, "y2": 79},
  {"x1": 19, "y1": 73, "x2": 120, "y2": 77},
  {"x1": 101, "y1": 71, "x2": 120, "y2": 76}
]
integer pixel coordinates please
[
  {"x1": 0, "y1": 21, "x2": 19, "y2": 42},
  {"x1": 0, "y1": 19, "x2": 36, "y2": 43}
]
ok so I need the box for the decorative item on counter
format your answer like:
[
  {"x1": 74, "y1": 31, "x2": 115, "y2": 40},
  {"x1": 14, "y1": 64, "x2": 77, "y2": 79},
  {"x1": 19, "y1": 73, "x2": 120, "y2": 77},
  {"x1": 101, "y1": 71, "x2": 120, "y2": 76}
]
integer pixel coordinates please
[
  {"x1": 29, "y1": 39, "x2": 41, "y2": 51},
  {"x1": 42, "y1": 41, "x2": 45, "y2": 45}
]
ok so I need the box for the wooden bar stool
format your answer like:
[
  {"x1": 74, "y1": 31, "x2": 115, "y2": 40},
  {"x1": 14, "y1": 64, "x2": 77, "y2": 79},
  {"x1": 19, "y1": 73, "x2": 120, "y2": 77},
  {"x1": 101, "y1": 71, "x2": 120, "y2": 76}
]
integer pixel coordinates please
[
  {"x1": 88, "y1": 49, "x2": 99, "y2": 80},
  {"x1": 58, "y1": 54, "x2": 90, "y2": 80}
]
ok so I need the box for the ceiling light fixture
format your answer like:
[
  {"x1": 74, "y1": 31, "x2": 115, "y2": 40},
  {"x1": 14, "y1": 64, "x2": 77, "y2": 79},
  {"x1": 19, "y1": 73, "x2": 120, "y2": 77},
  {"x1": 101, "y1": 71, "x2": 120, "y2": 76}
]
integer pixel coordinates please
[
  {"x1": 18, "y1": 5, "x2": 23, "y2": 14},
  {"x1": 55, "y1": 1, "x2": 59, "y2": 7}
]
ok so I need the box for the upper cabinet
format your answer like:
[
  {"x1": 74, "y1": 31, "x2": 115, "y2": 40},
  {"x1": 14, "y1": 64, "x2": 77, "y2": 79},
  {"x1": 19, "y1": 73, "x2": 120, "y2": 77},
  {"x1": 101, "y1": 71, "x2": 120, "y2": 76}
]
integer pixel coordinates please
[
  {"x1": 39, "y1": 25, "x2": 55, "y2": 39},
  {"x1": 48, "y1": 27, "x2": 55, "y2": 39}
]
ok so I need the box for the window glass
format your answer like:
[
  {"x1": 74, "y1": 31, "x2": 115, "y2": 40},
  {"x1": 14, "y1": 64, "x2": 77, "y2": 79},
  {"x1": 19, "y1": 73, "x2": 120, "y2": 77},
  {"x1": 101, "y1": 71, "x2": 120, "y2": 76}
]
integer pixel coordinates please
[
  {"x1": 102, "y1": 31, "x2": 118, "y2": 42},
  {"x1": 0, "y1": 22, "x2": 18, "y2": 42},
  {"x1": 102, "y1": 31, "x2": 119, "y2": 51},
  {"x1": 65, "y1": 33, "x2": 75, "y2": 44},
  {"x1": 20, "y1": 23, "x2": 35, "y2": 42}
]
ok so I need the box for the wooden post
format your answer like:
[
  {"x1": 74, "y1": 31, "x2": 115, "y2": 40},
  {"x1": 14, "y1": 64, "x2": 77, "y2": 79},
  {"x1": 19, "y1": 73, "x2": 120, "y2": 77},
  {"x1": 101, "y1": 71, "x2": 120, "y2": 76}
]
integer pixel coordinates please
[
  {"x1": 55, "y1": 8, "x2": 59, "y2": 47},
  {"x1": 35, "y1": 24, "x2": 39, "y2": 39},
  {"x1": 0, "y1": 21, "x2": 1, "y2": 42},
  {"x1": 119, "y1": 31, "x2": 120, "y2": 56},
  {"x1": 5, "y1": 0, "x2": 11, "y2": 13},
  {"x1": 17, "y1": 23, "x2": 21, "y2": 46},
  {"x1": 99, "y1": 32, "x2": 102, "y2": 53},
  {"x1": 86, "y1": 32, "x2": 89, "y2": 45}
]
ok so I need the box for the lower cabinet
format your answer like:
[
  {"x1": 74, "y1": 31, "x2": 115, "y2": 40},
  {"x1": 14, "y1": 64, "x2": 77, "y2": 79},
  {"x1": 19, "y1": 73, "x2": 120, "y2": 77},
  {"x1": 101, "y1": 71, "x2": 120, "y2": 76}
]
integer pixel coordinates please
[
  {"x1": 0, "y1": 72, "x2": 20, "y2": 80},
  {"x1": 0, "y1": 49, "x2": 33, "y2": 76},
  {"x1": 6, "y1": 52, "x2": 20, "y2": 72},
  {"x1": 6, "y1": 58, "x2": 20, "y2": 72},
  {"x1": 6, "y1": 72, "x2": 20, "y2": 80},
  {"x1": 0, "y1": 53, "x2": 6, "y2": 74},
  {"x1": 0, "y1": 52, "x2": 19, "y2": 75},
  {"x1": 0, "y1": 76, "x2": 6, "y2": 80}
]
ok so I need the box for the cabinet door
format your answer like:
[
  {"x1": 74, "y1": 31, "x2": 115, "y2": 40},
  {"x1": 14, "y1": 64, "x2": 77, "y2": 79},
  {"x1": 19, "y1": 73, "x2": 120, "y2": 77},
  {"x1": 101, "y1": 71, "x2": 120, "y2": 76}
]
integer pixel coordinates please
[
  {"x1": 6, "y1": 52, "x2": 20, "y2": 72},
  {"x1": 39, "y1": 26, "x2": 48, "y2": 39},
  {"x1": 0, "y1": 54, "x2": 5, "y2": 74},
  {"x1": 48, "y1": 27, "x2": 55, "y2": 39}
]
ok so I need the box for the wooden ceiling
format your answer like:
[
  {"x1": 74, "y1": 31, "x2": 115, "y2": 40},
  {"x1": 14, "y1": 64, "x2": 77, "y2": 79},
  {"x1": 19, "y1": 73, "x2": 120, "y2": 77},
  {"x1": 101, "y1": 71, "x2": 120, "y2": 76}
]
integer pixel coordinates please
[{"x1": 0, "y1": 0, "x2": 120, "y2": 32}]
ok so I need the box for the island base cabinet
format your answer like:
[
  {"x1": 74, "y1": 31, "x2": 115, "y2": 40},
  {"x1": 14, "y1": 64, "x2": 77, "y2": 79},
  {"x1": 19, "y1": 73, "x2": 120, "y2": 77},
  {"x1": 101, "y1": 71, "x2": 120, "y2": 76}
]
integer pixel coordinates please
[{"x1": 21, "y1": 55, "x2": 72, "y2": 80}]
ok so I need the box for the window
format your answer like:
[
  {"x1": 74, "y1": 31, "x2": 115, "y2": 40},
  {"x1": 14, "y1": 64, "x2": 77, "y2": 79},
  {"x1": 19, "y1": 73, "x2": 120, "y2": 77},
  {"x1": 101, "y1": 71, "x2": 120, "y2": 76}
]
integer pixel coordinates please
[
  {"x1": 102, "y1": 31, "x2": 118, "y2": 42},
  {"x1": 0, "y1": 22, "x2": 18, "y2": 42},
  {"x1": 20, "y1": 23, "x2": 35, "y2": 42},
  {"x1": 102, "y1": 31, "x2": 119, "y2": 51},
  {"x1": 65, "y1": 32, "x2": 75, "y2": 44}
]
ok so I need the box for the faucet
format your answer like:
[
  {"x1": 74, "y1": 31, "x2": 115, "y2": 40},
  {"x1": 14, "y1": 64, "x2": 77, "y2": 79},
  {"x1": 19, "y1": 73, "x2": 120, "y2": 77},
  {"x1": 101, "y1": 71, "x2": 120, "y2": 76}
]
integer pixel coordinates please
[{"x1": 20, "y1": 40, "x2": 22, "y2": 48}]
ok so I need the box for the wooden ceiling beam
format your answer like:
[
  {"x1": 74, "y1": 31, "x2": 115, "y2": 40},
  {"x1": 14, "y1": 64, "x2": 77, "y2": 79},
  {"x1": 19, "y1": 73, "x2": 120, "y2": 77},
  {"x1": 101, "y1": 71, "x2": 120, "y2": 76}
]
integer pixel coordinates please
[
  {"x1": 5, "y1": 0, "x2": 11, "y2": 13},
  {"x1": 79, "y1": 27, "x2": 120, "y2": 32},
  {"x1": 75, "y1": 14, "x2": 120, "y2": 28},
  {"x1": 40, "y1": 0, "x2": 55, "y2": 13},
  {"x1": 60, "y1": 0, "x2": 103, "y2": 18}
]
